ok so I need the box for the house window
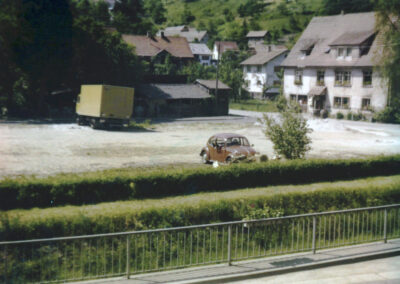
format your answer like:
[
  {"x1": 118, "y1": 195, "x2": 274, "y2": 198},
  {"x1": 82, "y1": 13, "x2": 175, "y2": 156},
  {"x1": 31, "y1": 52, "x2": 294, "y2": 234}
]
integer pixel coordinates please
[
  {"x1": 362, "y1": 98, "x2": 371, "y2": 110},
  {"x1": 290, "y1": 94, "x2": 297, "y2": 102},
  {"x1": 346, "y1": 47, "x2": 352, "y2": 57},
  {"x1": 333, "y1": 97, "x2": 350, "y2": 109},
  {"x1": 335, "y1": 70, "x2": 351, "y2": 86},
  {"x1": 363, "y1": 70, "x2": 372, "y2": 86},
  {"x1": 295, "y1": 69, "x2": 303, "y2": 85},
  {"x1": 257, "y1": 65, "x2": 261, "y2": 72},
  {"x1": 246, "y1": 66, "x2": 251, "y2": 73},
  {"x1": 338, "y1": 48, "x2": 344, "y2": 58},
  {"x1": 202, "y1": 55, "x2": 210, "y2": 61},
  {"x1": 317, "y1": 70, "x2": 325, "y2": 86}
]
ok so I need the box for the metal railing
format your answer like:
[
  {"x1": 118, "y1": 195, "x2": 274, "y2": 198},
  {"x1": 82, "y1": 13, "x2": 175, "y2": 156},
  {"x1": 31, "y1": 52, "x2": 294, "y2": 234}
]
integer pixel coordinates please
[{"x1": 1, "y1": 204, "x2": 399, "y2": 283}]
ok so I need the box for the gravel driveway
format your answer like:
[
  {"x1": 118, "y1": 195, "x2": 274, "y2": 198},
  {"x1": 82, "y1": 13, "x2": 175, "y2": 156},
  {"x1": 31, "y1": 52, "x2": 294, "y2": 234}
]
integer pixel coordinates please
[{"x1": 1, "y1": 110, "x2": 399, "y2": 179}]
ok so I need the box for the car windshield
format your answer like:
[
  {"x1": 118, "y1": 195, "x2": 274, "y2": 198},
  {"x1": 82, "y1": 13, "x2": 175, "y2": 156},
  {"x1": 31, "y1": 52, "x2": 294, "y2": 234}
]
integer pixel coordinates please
[{"x1": 226, "y1": 137, "x2": 250, "y2": 147}]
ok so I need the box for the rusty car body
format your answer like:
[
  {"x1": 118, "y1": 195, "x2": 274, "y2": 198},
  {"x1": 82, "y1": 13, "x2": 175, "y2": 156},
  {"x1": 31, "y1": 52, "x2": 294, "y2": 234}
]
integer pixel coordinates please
[{"x1": 200, "y1": 133, "x2": 257, "y2": 164}]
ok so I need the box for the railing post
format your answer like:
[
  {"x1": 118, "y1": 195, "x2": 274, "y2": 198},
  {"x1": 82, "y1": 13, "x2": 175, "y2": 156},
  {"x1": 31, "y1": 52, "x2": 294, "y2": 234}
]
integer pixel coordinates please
[
  {"x1": 312, "y1": 216, "x2": 317, "y2": 254},
  {"x1": 227, "y1": 225, "x2": 232, "y2": 266},
  {"x1": 4, "y1": 245, "x2": 7, "y2": 284},
  {"x1": 126, "y1": 235, "x2": 130, "y2": 279},
  {"x1": 384, "y1": 209, "x2": 388, "y2": 243}
]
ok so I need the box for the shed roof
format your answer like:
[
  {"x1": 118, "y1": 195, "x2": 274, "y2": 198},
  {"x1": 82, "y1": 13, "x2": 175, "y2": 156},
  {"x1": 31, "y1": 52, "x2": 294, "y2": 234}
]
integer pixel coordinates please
[
  {"x1": 122, "y1": 34, "x2": 194, "y2": 58},
  {"x1": 308, "y1": 86, "x2": 327, "y2": 96},
  {"x1": 240, "y1": 48, "x2": 288, "y2": 65},
  {"x1": 246, "y1": 31, "x2": 268, "y2": 38},
  {"x1": 136, "y1": 84, "x2": 212, "y2": 100},
  {"x1": 189, "y1": 43, "x2": 212, "y2": 55},
  {"x1": 281, "y1": 12, "x2": 381, "y2": 68},
  {"x1": 195, "y1": 79, "x2": 231, "y2": 90}
]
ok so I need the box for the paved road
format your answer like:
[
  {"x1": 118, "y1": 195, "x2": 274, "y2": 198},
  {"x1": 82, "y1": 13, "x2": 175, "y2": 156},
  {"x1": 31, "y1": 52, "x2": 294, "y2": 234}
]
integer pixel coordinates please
[{"x1": 233, "y1": 255, "x2": 400, "y2": 284}]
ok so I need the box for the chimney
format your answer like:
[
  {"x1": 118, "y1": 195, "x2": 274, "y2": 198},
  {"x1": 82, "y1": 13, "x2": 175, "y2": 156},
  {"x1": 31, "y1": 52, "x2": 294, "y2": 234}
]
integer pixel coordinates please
[
  {"x1": 146, "y1": 31, "x2": 151, "y2": 38},
  {"x1": 161, "y1": 31, "x2": 165, "y2": 39},
  {"x1": 268, "y1": 45, "x2": 272, "y2": 52}
]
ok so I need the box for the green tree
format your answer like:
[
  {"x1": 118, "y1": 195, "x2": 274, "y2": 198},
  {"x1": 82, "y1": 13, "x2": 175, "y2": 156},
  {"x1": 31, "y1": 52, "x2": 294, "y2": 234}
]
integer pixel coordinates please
[
  {"x1": 112, "y1": 0, "x2": 153, "y2": 34},
  {"x1": 372, "y1": 0, "x2": 400, "y2": 123},
  {"x1": 219, "y1": 50, "x2": 248, "y2": 101},
  {"x1": 262, "y1": 111, "x2": 312, "y2": 159},
  {"x1": 321, "y1": 0, "x2": 374, "y2": 15},
  {"x1": 144, "y1": 0, "x2": 166, "y2": 24}
]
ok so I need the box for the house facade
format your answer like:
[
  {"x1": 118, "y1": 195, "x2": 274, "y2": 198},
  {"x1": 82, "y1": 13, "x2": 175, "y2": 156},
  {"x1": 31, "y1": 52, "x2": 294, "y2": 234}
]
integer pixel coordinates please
[
  {"x1": 212, "y1": 41, "x2": 239, "y2": 60},
  {"x1": 241, "y1": 46, "x2": 288, "y2": 98},
  {"x1": 189, "y1": 43, "x2": 212, "y2": 66},
  {"x1": 281, "y1": 12, "x2": 388, "y2": 115}
]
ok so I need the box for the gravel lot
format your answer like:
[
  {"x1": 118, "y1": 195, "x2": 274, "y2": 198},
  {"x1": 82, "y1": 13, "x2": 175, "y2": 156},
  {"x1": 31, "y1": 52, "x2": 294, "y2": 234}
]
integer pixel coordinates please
[{"x1": 1, "y1": 110, "x2": 400, "y2": 178}]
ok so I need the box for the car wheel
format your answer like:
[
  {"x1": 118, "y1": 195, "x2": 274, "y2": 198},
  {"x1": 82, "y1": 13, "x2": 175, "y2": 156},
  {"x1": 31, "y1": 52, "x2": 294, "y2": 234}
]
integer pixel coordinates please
[{"x1": 201, "y1": 152, "x2": 209, "y2": 164}]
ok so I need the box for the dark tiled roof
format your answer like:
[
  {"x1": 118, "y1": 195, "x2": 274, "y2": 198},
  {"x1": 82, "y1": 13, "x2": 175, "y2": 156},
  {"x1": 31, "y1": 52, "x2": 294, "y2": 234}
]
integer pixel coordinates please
[
  {"x1": 246, "y1": 31, "x2": 268, "y2": 38},
  {"x1": 136, "y1": 84, "x2": 211, "y2": 100},
  {"x1": 240, "y1": 48, "x2": 288, "y2": 65},
  {"x1": 122, "y1": 35, "x2": 194, "y2": 58},
  {"x1": 195, "y1": 79, "x2": 231, "y2": 90},
  {"x1": 329, "y1": 30, "x2": 376, "y2": 46},
  {"x1": 281, "y1": 12, "x2": 380, "y2": 68}
]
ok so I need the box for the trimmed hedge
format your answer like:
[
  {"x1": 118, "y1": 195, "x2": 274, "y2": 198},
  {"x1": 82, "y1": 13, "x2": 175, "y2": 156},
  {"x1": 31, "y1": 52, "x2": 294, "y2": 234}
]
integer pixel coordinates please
[
  {"x1": 1, "y1": 155, "x2": 400, "y2": 210},
  {"x1": 1, "y1": 175, "x2": 399, "y2": 241}
]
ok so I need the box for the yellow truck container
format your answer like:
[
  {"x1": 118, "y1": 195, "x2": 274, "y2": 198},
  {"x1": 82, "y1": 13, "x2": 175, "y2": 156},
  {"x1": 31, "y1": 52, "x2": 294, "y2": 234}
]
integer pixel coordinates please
[{"x1": 76, "y1": 85, "x2": 134, "y2": 128}]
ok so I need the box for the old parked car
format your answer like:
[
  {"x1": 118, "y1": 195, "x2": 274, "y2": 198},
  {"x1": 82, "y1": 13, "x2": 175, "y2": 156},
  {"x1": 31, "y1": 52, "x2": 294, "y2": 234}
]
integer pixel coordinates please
[{"x1": 200, "y1": 133, "x2": 257, "y2": 164}]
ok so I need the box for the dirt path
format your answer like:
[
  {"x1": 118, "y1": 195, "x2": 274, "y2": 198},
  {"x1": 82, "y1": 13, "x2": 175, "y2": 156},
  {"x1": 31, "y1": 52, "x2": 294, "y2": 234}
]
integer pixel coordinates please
[{"x1": 0, "y1": 112, "x2": 399, "y2": 178}]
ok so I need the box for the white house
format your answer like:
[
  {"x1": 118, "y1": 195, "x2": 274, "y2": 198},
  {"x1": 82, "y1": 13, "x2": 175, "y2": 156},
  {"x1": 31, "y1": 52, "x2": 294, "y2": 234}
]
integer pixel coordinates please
[
  {"x1": 240, "y1": 46, "x2": 288, "y2": 98},
  {"x1": 246, "y1": 30, "x2": 269, "y2": 48},
  {"x1": 189, "y1": 43, "x2": 212, "y2": 66},
  {"x1": 212, "y1": 41, "x2": 239, "y2": 61},
  {"x1": 281, "y1": 12, "x2": 388, "y2": 115}
]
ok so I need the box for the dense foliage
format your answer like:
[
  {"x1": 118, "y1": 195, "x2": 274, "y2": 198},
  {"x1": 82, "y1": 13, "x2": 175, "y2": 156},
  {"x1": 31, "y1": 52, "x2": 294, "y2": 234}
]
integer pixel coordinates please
[
  {"x1": 372, "y1": 0, "x2": 400, "y2": 123},
  {"x1": 1, "y1": 155, "x2": 399, "y2": 211},
  {"x1": 0, "y1": 0, "x2": 143, "y2": 117},
  {"x1": 1, "y1": 175, "x2": 399, "y2": 240}
]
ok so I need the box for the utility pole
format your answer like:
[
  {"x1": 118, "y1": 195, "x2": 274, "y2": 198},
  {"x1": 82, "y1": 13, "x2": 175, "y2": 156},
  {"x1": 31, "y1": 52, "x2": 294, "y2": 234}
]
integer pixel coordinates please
[{"x1": 215, "y1": 42, "x2": 221, "y2": 114}]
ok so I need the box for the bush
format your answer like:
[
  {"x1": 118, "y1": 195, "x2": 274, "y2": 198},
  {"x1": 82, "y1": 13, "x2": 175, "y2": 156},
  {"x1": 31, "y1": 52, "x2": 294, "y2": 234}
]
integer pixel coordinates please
[
  {"x1": 262, "y1": 111, "x2": 312, "y2": 159},
  {"x1": 346, "y1": 112, "x2": 353, "y2": 120},
  {"x1": 259, "y1": 154, "x2": 268, "y2": 162},
  {"x1": 373, "y1": 107, "x2": 400, "y2": 124},
  {"x1": 1, "y1": 175, "x2": 399, "y2": 240},
  {"x1": 1, "y1": 155, "x2": 400, "y2": 210},
  {"x1": 336, "y1": 112, "x2": 344, "y2": 119}
]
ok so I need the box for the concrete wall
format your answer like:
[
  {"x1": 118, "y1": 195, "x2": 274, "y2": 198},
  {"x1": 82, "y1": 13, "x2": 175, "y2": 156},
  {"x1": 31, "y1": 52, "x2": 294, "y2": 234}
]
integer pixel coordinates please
[{"x1": 283, "y1": 67, "x2": 388, "y2": 113}]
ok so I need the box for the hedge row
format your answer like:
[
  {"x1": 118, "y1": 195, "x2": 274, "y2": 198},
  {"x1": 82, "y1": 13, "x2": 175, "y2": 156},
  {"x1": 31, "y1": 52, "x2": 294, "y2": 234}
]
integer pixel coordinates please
[
  {"x1": 1, "y1": 175, "x2": 399, "y2": 241},
  {"x1": 1, "y1": 155, "x2": 400, "y2": 210}
]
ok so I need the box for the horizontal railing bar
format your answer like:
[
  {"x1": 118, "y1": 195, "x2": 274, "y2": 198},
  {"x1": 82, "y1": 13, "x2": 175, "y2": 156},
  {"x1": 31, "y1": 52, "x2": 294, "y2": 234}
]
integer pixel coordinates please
[{"x1": 1, "y1": 204, "x2": 398, "y2": 245}]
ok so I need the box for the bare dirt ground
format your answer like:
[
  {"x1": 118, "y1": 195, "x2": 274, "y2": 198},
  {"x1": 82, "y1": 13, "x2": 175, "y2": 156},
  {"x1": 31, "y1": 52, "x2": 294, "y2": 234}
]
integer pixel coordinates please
[{"x1": 0, "y1": 110, "x2": 399, "y2": 179}]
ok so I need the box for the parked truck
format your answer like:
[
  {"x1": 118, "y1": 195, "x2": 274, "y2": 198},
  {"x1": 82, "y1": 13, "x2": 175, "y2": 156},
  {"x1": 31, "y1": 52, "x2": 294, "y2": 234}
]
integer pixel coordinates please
[{"x1": 76, "y1": 85, "x2": 134, "y2": 129}]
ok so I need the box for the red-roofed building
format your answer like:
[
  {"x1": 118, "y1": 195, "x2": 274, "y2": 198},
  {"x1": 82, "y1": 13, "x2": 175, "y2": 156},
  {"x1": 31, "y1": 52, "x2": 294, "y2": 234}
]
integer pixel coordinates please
[{"x1": 212, "y1": 41, "x2": 239, "y2": 60}]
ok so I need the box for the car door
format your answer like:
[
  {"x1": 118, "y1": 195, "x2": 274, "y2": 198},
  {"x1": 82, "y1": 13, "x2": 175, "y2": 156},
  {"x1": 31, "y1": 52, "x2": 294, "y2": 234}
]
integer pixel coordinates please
[
  {"x1": 208, "y1": 137, "x2": 217, "y2": 160},
  {"x1": 215, "y1": 137, "x2": 226, "y2": 162}
]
